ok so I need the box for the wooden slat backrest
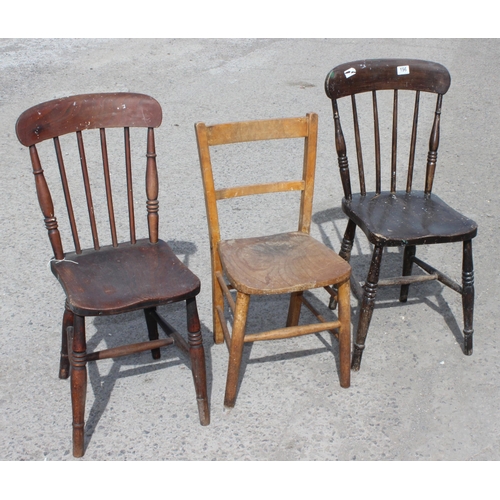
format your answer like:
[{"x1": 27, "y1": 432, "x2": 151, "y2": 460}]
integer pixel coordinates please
[
  {"x1": 324, "y1": 59, "x2": 451, "y2": 198},
  {"x1": 16, "y1": 93, "x2": 162, "y2": 258},
  {"x1": 195, "y1": 113, "x2": 318, "y2": 255}
]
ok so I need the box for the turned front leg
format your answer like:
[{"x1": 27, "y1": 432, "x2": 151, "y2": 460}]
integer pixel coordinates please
[
  {"x1": 186, "y1": 297, "x2": 210, "y2": 425},
  {"x1": 462, "y1": 240, "x2": 474, "y2": 355},
  {"x1": 59, "y1": 306, "x2": 73, "y2": 379},
  {"x1": 70, "y1": 314, "x2": 87, "y2": 458},
  {"x1": 352, "y1": 244, "x2": 383, "y2": 371}
]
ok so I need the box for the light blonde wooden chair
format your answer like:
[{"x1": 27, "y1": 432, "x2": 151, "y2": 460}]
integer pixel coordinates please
[{"x1": 195, "y1": 113, "x2": 352, "y2": 408}]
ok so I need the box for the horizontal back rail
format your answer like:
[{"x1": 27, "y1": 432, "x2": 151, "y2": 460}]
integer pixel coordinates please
[
  {"x1": 215, "y1": 180, "x2": 305, "y2": 200},
  {"x1": 205, "y1": 117, "x2": 309, "y2": 146}
]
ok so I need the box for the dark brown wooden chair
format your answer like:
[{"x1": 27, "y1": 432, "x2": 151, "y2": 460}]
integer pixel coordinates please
[
  {"x1": 324, "y1": 59, "x2": 477, "y2": 370},
  {"x1": 195, "y1": 113, "x2": 352, "y2": 408},
  {"x1": 15, "y1": 93, "x2": 209, "y2": 457}
]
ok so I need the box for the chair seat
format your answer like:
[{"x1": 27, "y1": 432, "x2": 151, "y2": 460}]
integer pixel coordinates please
[
  {"x1": 51, "y1": 239, "x2": 200, "y2": 316},
  {"x1": 219, "y1": 231, "x2": 351, "y2": 295},
  {"x1": 343, "y1": 191, "x2": 478, "y2": 246}
]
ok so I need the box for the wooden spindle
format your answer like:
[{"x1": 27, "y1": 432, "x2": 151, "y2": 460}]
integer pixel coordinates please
[
  {"x1": 372, "y1": 91, "x2": 381, "y2": 194},
  {"x1": 124, "y1": 127, "x2": 136, "y2": 244},
  {"x1": 425, "y1": 94, "x2": 443, "y2": 194},
  {"x1": 332, "y1": 100, "x2": 351, "y2": 200},
  {"x1": 30, "y1": 145, "x2": 64, "y2": 260},
  {"x1": 146, "y1": 128, "x2": 159, "y2": 244},
  {"x1": 77, "y1": 131, "x2": 99, "y2": 250},
  {"x1": 100, "y1": 129, "x2": 118, "y2": 247},
  {"x1": 406, "y1": 91, "x2": 420, "y2": 193},
  {"x1": 54, "y1": 137, "x2": 81, "y2": 254},
  {"x1": 351, "y1": 95, "x2": 366, "y2": 195},
  {"x1": 391, "y1": 90, "x2": 398, "y2": 193}
]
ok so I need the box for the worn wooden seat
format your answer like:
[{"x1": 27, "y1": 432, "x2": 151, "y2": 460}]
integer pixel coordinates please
[
  {"x1": 324, "y1": 59, "x2": 477, "y2": 370},
  {"x1": 53, "y1": 239, "x2": 200, "y2": 315},
  {"x1": 195, "y1": 113, "x2": 351, "y2": 408},
  {"x1": 16, "y1": 93, "x2": 209, "y2": 457},
  {"x1": 346, "y1": 192, "x2": 477, "y2": 246}
]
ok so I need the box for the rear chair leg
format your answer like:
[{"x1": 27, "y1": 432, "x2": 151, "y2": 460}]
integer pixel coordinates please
[
  {"x1": 186, "y1": 297, "x2": 210, "y2": 425},
  {"x1": 352, "y1": 244, "x2": 383, "y2": 371},
  {"x1": 144, "y1": 307, "x2": 161, "y2": 359},
  {"x1": 212, "y1": 269, "x2": 225, "y2": 345},
  {"x1": 71, "y1": 314, "x2": 87, "y2": 458},
  {"x1": 462, "y1": 240, "x2": 474, "y2": 355},
  {"x1": 400, "y1": 245, "x2": 416, "y2": 303},
  {"x1": 59, "y1": 306, "x2": 73, "y2": 379},
  {"x1": 286, "y1": 291, "x2": 303, "y2": 327},
  {"x1": 330, "y1": 219, "x2": 356, "y2": 310}
]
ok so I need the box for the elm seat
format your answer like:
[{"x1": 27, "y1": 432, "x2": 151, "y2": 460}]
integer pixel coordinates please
[
  {"x1": 325, "y1": 58, "x2": 477, "y2": 370},
  {"x1": 219, "y1": 231, "x2": 351, "y2": 295},
  {"x1": 344, "y1": 192, "x2": 477, "y2": 246},
  {"x1": 195, "y1": 113, "x2": 352, "y2": 409},
  {"x1": 15, "y1": 92, "x2": 209, "y2": 458},
  {"x1": 52, "y1": 239, "x2": 200, "y2": 316}
]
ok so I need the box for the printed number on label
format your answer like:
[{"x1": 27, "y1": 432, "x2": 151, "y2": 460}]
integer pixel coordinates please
[{"x1": 397, "y1": 65, "x2": 410, "y2": 76}]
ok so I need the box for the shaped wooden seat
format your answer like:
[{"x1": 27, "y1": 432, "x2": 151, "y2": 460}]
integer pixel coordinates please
[
  {"x1": 53, "y1": 239, "x2": 201, "y2": 315},
  {"x1": 195, "y1": 113, "x2": 351, "y2": 408},
  {"x1": 324, "y1": 59, "x2": 478, "y2": 370},
  {"x1": 16, "y1": 93, "x2": 209, "y2": 457},
  {"x1": 346, "y1": 192, "x2": 477, "y2": 246}
]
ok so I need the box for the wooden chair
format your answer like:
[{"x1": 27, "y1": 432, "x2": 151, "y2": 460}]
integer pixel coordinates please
[
  {"x1": 15, "y1": 93, "x2": 209, "y2": 457},
  {"x1": 324, "y1": 59, "x2": 478, "y2": 370},
  {"x1": 195, "y1": 113, "x2": 352, "y2": 408}
]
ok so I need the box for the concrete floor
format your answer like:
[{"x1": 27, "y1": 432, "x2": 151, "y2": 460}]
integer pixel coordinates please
[{"x1": 1, "y1": 39, "x2": 499, "y2": 463}]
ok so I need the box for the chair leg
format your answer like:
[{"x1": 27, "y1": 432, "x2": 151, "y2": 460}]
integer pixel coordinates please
[
  {"x1": 144, "y1": 307, "x2": 161, "y2": 359},
  {"x1": 70, "y1": 314, "x2": 87, "y2": 458},
  {"x1": 339, "y1": 219, "x2": 357, "y2": 262},
  {"x1": 59, "y1": 306, "x2": 73, "y2": 379},
  {"x1": 462, "y1": 240, "x2": 474, "y2": 355},
  {"x1": 186, "y1": 297, "x2": 210, "y2": 425},
  {"x1": 330, "y1": 219, "x2": 357, "y2": 309},
  {"x1": 400, "y1": 245, "x2": 416, "y2": 303},
  {"x1": 212, "y1": 269, "x2": 225, "y2": 345},
  {"x1": 224, "y1": 292, "x2": 250, "y2": 408},
  {"x1": 337, "y1": 279, "x2": 351, "y2": 388},
  {"x1": 352, "y1": 244, "x2": 383, "y2": 371},
  {"x1": 286, "y1": 291, "x2": 303, "y2": 327}
]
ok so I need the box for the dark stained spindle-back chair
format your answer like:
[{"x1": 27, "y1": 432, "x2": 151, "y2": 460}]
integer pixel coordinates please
[
  {"x1": 195, "y1": 113, "x2": 351, "y2": 408},
  {"x1": 15, "y1": 93, "x2": 209, "y2": 457},
  {"x1": 324, "y1": 59, "x2": 477, "y2": 371}
]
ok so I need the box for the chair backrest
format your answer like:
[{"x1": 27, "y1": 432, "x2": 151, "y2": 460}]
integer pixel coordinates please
[
  {"x1": 324, "y1": 59, "x2": 451, "y2": 199},
  {"x1": 194, "y1": 113, "x2": 318, "y2": 251},
  {"x1": 16, "y1": 93, "x2": 163, "y2": 260}
]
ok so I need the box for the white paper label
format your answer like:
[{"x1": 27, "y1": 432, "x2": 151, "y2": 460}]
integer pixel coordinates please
[
  {"x1": 344, "y1": 68, "x2": 356, "y2": 78},
  {"x1": 397, "y1": 65, "x2": 410, "y2": 75}
]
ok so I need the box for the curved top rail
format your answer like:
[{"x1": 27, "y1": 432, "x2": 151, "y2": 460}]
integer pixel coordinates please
[
  {"x1": 325, "y1": 59, "x2": 451, "y2": 100},
  {"x1": 16, "y1": 92, "x2": 162, "y2": 146}
]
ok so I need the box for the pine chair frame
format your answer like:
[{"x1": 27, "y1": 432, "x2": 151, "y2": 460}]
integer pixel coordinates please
[
  {"x1": 195, "y1": 113, "x2": 351, "y2": 407},
  {"x1": 16, "y1": 93, "x2": 209, "y2": 457},
  {"x1": 324, "y1": 59, "x2": 477, "y2": 370}
]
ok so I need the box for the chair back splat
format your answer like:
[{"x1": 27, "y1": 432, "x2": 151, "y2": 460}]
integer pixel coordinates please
[
  {"x1": 195, "y1": 113, "x2": 352, "y2": 408},
  {"x1": 16, "y1": 93, "x2": 209, "y2": 457},
  {"x1": 324, "y1": 59, "x2": 477, "y2": 370},
  {"x1": 16, "y1": 93, "x2": 162, "y2": 258}
]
